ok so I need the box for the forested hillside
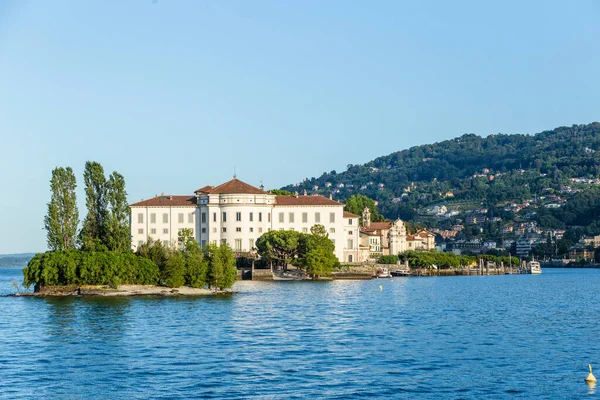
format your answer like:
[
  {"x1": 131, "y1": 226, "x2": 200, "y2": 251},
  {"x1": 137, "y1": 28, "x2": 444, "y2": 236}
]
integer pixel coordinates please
[{"x1": 283, "y1": 122, "x2": 600, "y2": 237}]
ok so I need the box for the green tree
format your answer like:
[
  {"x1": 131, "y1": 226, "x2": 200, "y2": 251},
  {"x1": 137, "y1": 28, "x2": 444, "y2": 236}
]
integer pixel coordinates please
[
  {"x1": 205, "y1": 243, "x2": 237, "y2": 289},
  {"x1": 255, "y1": 230, "x2": 303, "y2": 268},
  {"x1": 162, "y1": 251, "x2": 186, "y2": 288},
  {"x1": 177, "y1": 228, "x2": 195, "y2": 249},
  {"x1": 269, "y1": 189, "x2": 293, "y2": 196},
  {"x1": 184, "y1": 241, "x2": 208, "y2": 288},
  {"x1": 300, "y1": 224, "x2": 338, "y2": 278},
  {"x1": 105, "y1": 172, "x2": 131, "y2": 252},
  {"x1": 344, "y1": 194, "x2": 384, "y2": 224},
  {"x1": 44, "y1": 167, "x2": 79, "y2": 250},
  {"x1": 80, "y1": 161, "x2": 108, "y2": 251}
]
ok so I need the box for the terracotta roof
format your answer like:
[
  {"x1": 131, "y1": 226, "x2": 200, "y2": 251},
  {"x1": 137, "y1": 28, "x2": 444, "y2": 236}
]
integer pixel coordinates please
[
  {"x1": 130, "y1": 196, "x2": 197, "y2": 207},
  {"x1": 418, "y1": 230, "x2": 435, "y2": 237},
  {"x1": 209, "y1": 178, "x2": 266, "y2": 195},
  {"x1": 275, "y1": 195, "x2": 342, "y2": 206},
  {"x1": 194, "y1": 185, "x2": 214, "y2": 194},
  {"x1": 343, "y1": 211, "x2": 360, "y2": 218},
  {"x1": 362, "y1": 222, "x2": 392, "y2": 231}
]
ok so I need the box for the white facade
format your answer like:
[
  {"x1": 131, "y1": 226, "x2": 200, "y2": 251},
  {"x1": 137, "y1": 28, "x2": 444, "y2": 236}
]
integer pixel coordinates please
[{"x1": 130, "y1": 178, "x2": 357, "y2": 262}]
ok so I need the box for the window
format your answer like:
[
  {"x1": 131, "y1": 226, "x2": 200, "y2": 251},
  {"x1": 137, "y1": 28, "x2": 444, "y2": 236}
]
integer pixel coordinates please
[
  {"x1": 150, "y1": 228, "x2": 156, "y2": 234},
  {"x1": 259, "y1": 212, "x2": 262, "y2": 222},
  {"x1": 302, "y1": 212, "x2": 308, "y2": 223},
  {"x1": 188, "y1": 213, "x2": 194, "y2": 223},
  {"x1": 221, "y1": 239, "x2": 227, "y2": 246},
  {"x1": 249, "y1": 227, "x2": 254, "y2": 232},
  {"x1": 348, "y1": 255, "x2": 353, "y2": 262},
  {"x1": 163, "y1": 213, "x2": 168, "y2": 223},
  {"x1": 201, "y1": 228, "x2": 206, "y2": 233},
  {"x1": 138, "y1": 228, "x2": 144, "y2": 234},
  {"x1": 302, "y1": 228, "x2": 308, "y2": 233},
  {"x1": 330, "y1": 212, "x2": 335, "y2": 223},
  {"x1": 137, "y1": 213, "x2": 144, "y2": 223},
  {"x1": 315, "y1": 212, "x2": 320, "y2": 223},
  {"x1": 349, "y1": 218, "x2": 353, "y2": 225},
  {"x1": 222, "y1": 227, "x2": 227, "y2": 233},
  {"x1": 330, "y1": 228, "x2": 335, "y2": 233},
  {"x1": 150, "y1": 213, "x2": 156, "y2": 224},
  {"x1": 258, "y1": 227, "x2": 263, "y2": 233},
  {"x1": 289, "y1": 213, "x2": 295, "y2": 223},
  {"x1": 348, "y1": 230, "x2": 353, "y2": 235},
  {"x1": 201, "y1": 212, "x2": 206, "y2": 223},
  {"x1": 222, "y1": 212, "x2": 227, "y2": 222},
  {"x1": 178, "y1": 213, "x2": 184, "y2": 223},
  {"x1": 289, "y1": 228, "x2": 295, "y2": 231},
  {"x1": 213, "y1": 212, "x2": 217, "y2": 222},
  {"x1": 236, "y1": 212, "x2": 241, "y2": 222},
  {"x1": 268, "y1": 213, "x2": 271, "y2": 223},
  {"x1": 138, "y1": 240, "x2": 144, "y2": 247},
  {"x1": 163, "y1": 228, "x2": 168, "y2": 234},
  {"x1": 331, "y1": 239, "x2": 335, "y2": 245},
  {"x1": 249, "y1": 238, "x2": 255, "y2": 250},
  {"x1": 235, "y1": 239, "x2": 242, "y2": 251},
  {"x1": 249, "y1": 212, "x2": 253, "y2": 222},
  {"x1": 201, "y1": 240, "x2": 206, "y2": 248},
  {"x1": 348, "y1": 239, "x2": 354, "y2": 250},
  {"x1": 279, "y1": 212, "x2": 284, "y2": 223},
  {"x1": 163, "y1": 240, "x2": 169, "y2": 247},
  {"x1": 236, "y1": 227, "x2": 242, "y2": 232}
]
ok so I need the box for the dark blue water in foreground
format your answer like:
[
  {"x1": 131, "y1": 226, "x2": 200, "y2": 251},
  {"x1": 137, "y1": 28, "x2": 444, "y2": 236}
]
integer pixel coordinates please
[{"x1": 1, "y1": 267, "x2": 600, "y2": 399}]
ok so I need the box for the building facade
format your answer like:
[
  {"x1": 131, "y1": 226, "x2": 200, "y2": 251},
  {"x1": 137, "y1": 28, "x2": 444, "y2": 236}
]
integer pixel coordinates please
[{"x1": 130, "y1": 178, "x2": 360, "y2": 263}]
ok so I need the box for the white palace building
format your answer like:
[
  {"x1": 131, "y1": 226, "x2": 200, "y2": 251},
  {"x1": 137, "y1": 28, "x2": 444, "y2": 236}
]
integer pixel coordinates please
[{"x1": 130, "y1": 178, "x2": 362, "y2": 263}]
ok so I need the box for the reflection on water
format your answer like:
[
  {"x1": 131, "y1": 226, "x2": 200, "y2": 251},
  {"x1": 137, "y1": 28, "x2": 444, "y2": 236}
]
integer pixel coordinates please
[
  {"x1": 1, "y1": 268, "x2": 600, "y2": 399},
  {"x1": 587, "y1": 381, "x2": 596, "y2": 395}
]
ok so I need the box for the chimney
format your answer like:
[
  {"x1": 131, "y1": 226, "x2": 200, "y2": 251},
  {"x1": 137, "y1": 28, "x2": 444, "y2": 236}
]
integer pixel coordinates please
[
  {"x1": 294, "y1": 191, "x2": 299, "y2": 198},
  {"x1": 329, "y1": 193, "x2": 333, "y2": 200},
  {"x1": 303, "y1": 189, "x2": 307, "y2": 196},
  {"x1": 168, "y1": 196, "x2": 173, "y2": 200}
]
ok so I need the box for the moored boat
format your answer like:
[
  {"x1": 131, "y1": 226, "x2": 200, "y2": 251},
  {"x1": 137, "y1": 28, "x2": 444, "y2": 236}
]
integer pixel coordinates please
[
  {"x1": 391, "y1": 269, "x2": 411, "y2": 277},
  {"x1": 373, "y1": 267, "x2": 392, "y2": 278},
  {"x1": 527, "y1": 260, "x2": 542, "y2": 274}
]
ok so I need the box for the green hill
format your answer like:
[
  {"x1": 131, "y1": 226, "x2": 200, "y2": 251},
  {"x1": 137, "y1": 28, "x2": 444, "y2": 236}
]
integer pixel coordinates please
[{"x1": 283, "y1": 122, "x2": 600, "y2": 236}]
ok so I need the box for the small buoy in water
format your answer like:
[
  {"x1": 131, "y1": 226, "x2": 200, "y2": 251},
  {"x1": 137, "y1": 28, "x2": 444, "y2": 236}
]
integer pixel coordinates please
[
  {"x1": 379, "y1": 285, "x2": 382, "y2": 291},
  {"x1": 586, "y1": 364, "x2": 597, "y2": 382}
]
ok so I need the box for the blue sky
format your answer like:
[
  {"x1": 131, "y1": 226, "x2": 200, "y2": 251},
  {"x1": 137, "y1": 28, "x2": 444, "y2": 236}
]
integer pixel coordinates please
[{"x1": 1, "y1": 0, "x2": 599, "y2": 253}]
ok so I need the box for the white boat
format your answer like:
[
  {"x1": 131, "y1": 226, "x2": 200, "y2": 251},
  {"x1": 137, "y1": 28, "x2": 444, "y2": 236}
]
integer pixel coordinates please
[
  {"x1": 391, "y1": 269, "x2": 411, "y2": 277},
  {"x1": 527, "y1": 260, "x2": 542, "y2": 274},
  {"x1": 374, "y1": 267, "x2": 392, "y2": 279},
  {"x1": 272, "y1": 269, "x2": 308, "y2": 281}
]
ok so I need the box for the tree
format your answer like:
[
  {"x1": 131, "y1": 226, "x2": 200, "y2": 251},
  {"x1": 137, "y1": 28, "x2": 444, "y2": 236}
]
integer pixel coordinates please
[
  {"x1": 300, "y1": 225, "x2": 338, "y2": 278},
  {"x1": 205, "y1": 243, "x2": 237, "y2": 289},
  {"x1": 44, "y1": 167, "x2": 79, "y2": 250},
  {"x1": 269, "y1": 189, "x2": 293, "y2": 196},
  {"x1": 344, "y1": 194, "x2": 384, "y2": 224},
  {"x1": 255, "y1": 230, "x2": 303, "y2": 268},
  {"x1": 177, "y1": 228, "x2": 195, "y2": 249},
  {"x1": 162, "y1": 251, "x2": 186, "y2": 288},
  {"x1": 184, "y1": 241, "x2": 208, "y2": 288},
  {"x1": 105, "y1": 172, "x2": 130, "y2": 252},
  {"x1": 80, "y1": 161, "x2": 108, "y2": 251}
]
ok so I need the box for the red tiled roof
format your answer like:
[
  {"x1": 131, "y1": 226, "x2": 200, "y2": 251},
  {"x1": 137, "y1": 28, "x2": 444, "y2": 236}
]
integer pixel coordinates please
[
  {"x1": 275, "y1": 195, "x2": 342, "y2": 206},
  {"x1": 130, "y1": 196, "x2": 197, "y2": 207},
  {"x1": 343, "y1": 211, "x2": 360, "y2": 218},
  {"x1": 362, "y1": 222, "x2": 392, "y2": 230},
  {"x1": 209, "y1": 178, "x2": 266, "y2": 195},
  {"x1": 194, "y1": 185, "x2": 214, "y2": 194}
]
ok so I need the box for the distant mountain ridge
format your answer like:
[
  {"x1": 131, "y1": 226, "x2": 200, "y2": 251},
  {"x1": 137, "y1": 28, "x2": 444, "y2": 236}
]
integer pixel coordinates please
[
  {"x1": 283, "y1": 122, "x2": 600, "y2": 229},
  {"x1": 0, "y1": 253, "x2": 36, "y2": 268}
]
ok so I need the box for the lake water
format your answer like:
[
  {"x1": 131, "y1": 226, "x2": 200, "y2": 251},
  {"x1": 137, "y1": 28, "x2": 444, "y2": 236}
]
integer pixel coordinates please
[{"x1": 1, "y1": 267, "x2": 599, "y2": 399}]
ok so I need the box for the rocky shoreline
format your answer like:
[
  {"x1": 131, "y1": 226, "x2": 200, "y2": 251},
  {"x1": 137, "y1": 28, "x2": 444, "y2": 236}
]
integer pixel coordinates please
[{"x1": 11, "y1": 284, "x2": 232, "y2": 297}]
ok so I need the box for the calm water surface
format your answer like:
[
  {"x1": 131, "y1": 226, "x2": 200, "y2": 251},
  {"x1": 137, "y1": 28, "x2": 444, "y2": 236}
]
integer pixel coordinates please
[{"x1": 1, "y1": 267, "x2": 599, "y2": 399}]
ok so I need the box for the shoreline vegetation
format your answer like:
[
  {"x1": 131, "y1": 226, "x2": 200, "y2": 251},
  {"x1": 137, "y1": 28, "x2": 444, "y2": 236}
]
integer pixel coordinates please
[
  {"x1": 12, "y1": 284, "x2": 231, "y2": 297},
  {"x1": 22, "y1": 162, "x2": 237, "y2": 297}
]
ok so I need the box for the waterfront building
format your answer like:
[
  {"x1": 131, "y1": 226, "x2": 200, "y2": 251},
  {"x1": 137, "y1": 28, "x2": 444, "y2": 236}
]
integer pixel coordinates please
[
  {"x1": 129, "y1": 178, "x2": 361, "y2": 263},
  {"x1": 358, "y1": 208, "x2": 436, "y2": 260}
]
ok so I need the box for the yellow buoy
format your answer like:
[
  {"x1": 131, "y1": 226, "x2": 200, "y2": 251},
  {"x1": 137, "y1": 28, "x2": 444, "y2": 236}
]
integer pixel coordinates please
[
  {"x1": 379, "y1": 285, "x2": 382, "y2": 291},
  {"x1": 586, "y1": 364, "x2": 597, "y2": 383}
]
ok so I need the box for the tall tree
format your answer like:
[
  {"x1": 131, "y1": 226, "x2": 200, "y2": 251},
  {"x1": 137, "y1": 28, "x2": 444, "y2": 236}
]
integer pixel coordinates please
[
  {"x1": 80, "y1": 161, "x2": 108, "y2": 251},
  {"x1": 300, "y1": 224, "x2": 338, "y2": 278},
  {"x1": 205, "y1": 243, "x2": 237, "y2": 289},
  {"x1": 105, "y1": 172, "x2": 131, "y2": 252},
  {"x1": 44, "y1": 167, "x2": 79, "y2": 250},
  {"x1": 344, "y1": 194, "x2": 384, "y2": 224}
]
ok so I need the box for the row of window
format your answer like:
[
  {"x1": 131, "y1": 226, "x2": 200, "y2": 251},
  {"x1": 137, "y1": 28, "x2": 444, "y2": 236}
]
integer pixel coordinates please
[
  {"x1": 136, "y1": 236, "x2": 354, "y2": 251},
  {"x1": 137, "y1": 213, "x2": 194, "y2": 224},
  {"x1": 138, "y1": 228, "x2": 194, "y2": 236}
]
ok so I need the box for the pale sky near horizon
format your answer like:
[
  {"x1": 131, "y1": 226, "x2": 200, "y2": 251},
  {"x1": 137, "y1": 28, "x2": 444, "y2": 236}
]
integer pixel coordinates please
[{"x1": 1, "y1": 0, "x2": 599, "y2": 253}]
